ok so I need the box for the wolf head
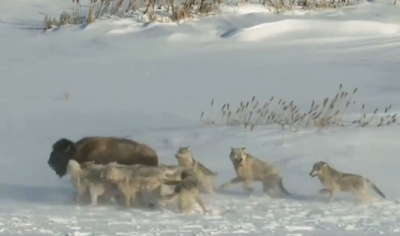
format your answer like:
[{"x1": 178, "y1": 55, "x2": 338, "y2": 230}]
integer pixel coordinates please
[
  {"x1": 309, "y1": 161, "x2": 327, "y2": 177},
  {"x1": 175, "y1": 146, "x2": 194, "y2": 166},
  {"x1": 229, "y1": 147, "x2": 247, "y2": 165},
  {"x1": 47, "y1": 138, "x2": 78, "y2": 178}
]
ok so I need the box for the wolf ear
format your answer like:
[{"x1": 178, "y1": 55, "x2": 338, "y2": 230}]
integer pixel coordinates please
[
  {"x1": 241, "y1": 147, "x2": 246, "y2": 150},
  {"x1": 231, "y1": 147, "x2": 234, "y2": 151},
  {"x1": 322, "y1": 162, "x2": 327, "y2": 167}
]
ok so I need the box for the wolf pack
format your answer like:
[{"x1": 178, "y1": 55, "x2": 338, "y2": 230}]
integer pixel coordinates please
[{"x1": 47, "y1": 136, "x2": 386, "y2": 215}]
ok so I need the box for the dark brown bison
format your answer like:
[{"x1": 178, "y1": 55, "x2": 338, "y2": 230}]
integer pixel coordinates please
[{"x1": 47, "y1": 136, "x2": 159, "y2": 178}]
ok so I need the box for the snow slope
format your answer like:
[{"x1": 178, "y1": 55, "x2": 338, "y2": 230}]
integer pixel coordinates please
[{"x1": 1, "y1": 0, "x2": 400, "y2": 235}]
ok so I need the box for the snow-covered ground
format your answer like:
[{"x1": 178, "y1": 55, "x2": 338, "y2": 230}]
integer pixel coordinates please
[{"x1": 1, "y1": 0, "x2": 400, "y2": 235}]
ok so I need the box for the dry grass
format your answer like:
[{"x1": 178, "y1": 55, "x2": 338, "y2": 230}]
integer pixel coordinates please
[
  {"x1": 200, "y1": 84, "x2": 398, "y2": 131},
  {"x1": 42, "y1": 0, "x2": 371, "y2": 31},
  {"x1": 42, "y1": 0, "x2": 220, "y2": 31}
]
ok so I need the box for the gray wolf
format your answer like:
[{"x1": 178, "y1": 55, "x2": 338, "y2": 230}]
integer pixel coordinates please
[
  {"x1": 66, "y1": 159, "x2": 116, "y2": 205},
  {"x1": 100, "y1": 163, "x2": 176, "y2": 208},
  {"x1": 309, "y1": 161, "x2": 386, "y2": 203},
  {"x1": 158, "y1": 164, "x2": 188, "y2": 181},
  {"x1": 161, "y1": 169, "x2": 208, "y2": 214},
  {"x1": 220, "y1": 147, "x2": 291, "y2": 198},
  {"x1": 47, "y1": 136, "x2": 159, "y2": 178},
  {"x1": 174, "y1": 146, "x2": 218, "y2": 194}
]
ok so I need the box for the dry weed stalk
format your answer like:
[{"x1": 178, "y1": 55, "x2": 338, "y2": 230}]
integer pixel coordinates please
[
  {"x1": 144, "y1": 0, "x2": 157, "y2": 21},
  {"x1": 200, "y1": 84, "x2": 397, "y2": 131}
]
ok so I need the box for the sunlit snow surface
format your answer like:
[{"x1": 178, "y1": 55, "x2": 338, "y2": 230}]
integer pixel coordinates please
[{"x1": 0, "y1": 0, "x2": 400, "y2": 235}]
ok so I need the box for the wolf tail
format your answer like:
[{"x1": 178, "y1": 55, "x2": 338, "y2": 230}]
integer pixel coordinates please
[
  {"x1": 278, "y1": 177, "x2": 291, "y2": 196},
  {"x1": 366, "y1": 179, "x2": 386, "y2": 199}
]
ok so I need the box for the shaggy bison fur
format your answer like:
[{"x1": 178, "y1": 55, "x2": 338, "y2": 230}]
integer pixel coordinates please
[{"x1": 47, "y1": 136, "x2": 159, "y2": 178}]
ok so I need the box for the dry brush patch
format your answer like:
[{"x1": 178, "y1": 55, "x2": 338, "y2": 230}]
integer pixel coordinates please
[
  {"x1": 41, "y1": 0, "x2": 371, "y2": 31},
  {"x1": 200, "y1": 84, "x2": 398, "y2": 132},
  {"x1": 42, "y1": 0, "x2": 221, "y2": 31}
]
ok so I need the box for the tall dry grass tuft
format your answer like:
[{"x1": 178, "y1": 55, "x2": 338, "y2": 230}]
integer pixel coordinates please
[{"x1": 200, "y1": 84, "x2": 398, "y2": 131}]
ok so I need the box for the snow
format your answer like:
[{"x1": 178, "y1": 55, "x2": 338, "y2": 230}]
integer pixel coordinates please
[{"x1": 1, "y1": 0, "x2": 400, "y2": 235}]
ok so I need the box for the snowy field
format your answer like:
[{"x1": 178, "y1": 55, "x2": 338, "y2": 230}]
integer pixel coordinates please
[{"x1": 1, "y1": 0, "x2": 400, "y2": 235}]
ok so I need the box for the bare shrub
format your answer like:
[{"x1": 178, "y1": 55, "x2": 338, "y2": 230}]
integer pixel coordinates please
[
  {"x1": 42, "y1": 0, "x2": 392, "y2": 30},
  {"x1": 42, "y1": 0, "x2": 223, "y2": 30},
  {"x1": 200, "y1": 84, "x2": 398, "y2": 131}
]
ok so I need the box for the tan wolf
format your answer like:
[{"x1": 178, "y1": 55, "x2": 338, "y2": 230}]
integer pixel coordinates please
[
  {"x1": 66, "y1": 159, "x2": 116, "y2": 205},
  {"x1": 161, "y1": 169, "x2": 208, "y2": 214},
  {"x1": 309, "y1": 161, "x2": 386, "y2": 204},
  {"x1": 220, "y1": 147, "x2": 291, "y2": 198},
  {"x1": 100, "y1": 163, "x2": 176, "y2": 208},
  {"x1": 174, "y1": 146, "x2": 218, "y2": 194}
]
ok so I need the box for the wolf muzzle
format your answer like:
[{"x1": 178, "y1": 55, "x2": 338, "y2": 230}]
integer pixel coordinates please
[{"x1": 309, "y1": 170, "x2": 317, "y2": 177}]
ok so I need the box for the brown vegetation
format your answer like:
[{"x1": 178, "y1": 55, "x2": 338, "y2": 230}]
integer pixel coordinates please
[
  {"x1": 42, "y1": 0, "x2": 368, "y2": 31},
  {"x1": 200, "y1": 84, "x2": 397, "y2": 131}
]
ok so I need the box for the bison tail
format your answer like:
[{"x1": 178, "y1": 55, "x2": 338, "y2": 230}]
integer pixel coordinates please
[{"x1": 52, "y1": 138, "x2": 76, "y2": 153}]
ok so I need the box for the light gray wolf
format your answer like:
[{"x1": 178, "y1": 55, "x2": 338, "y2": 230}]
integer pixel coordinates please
[
  {"x1": 99, "y1": 163, "x2": 176, "y2": 208},
  {"x1": 220, "y1": 147, "x2": 291, "y2": 198},
  {"x1": 47, "y1": 136, "x2": 159, "y2": 178},
  {"x1": 174, "y1": 146, "x2": 218, "y2": 194},
  {"x1": 66, "y1": 159, "x2": 116, "y2": 205},
  {"x1": 309, "y1": 161, "x2": 386, "y2": 204},
  {"x1": 161, "y1": 169, "x2": 208, "y2": 214}
]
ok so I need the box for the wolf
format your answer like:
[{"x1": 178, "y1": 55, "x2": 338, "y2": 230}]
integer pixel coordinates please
[
  {"x1": 309, "y1": 161, "x2": 386, "y2": 204},
  {"x1": 220, "y1": 147, "x2": 291, "y2": 198},
  {"x1": 47, "y1": 136, "x2": 159, "y2": 178},
  {"x1": 100, "y1": 163, "x2": 177, "y2": 208},
  {"x1": 161, "y1": 169, "x2": 208, "y2": 214},
  {"x1": 174, "y1": 146, "x2": 218, "y2": 194},
  {"x1": 158, "y1": 164, "x2": 188, "y2": 181},
  {"x1": 66, "y1": 159, "x2": 116, "y2": 205},
  {"x1": 157, "y1": 164, "x2": 192, "y2": 194}
]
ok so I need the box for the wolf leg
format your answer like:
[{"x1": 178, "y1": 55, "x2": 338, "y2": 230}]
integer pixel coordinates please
[
  {"x1": 220, "y1": 176, "x2": 243, "y2": 189},
  {"x1": 194, "y1": 191, "x2": 208, "y2": 214},
  {"x1": 102, "y1": 187, "x2": 116, "y2": 203},
  {"x1": 118, "y1": 185, "x2": 132, "y2": 208},
  {"x1": 242, "y1": 179, "x2": 254, "y2": 194},
  {"x1": 353, "y1": 189, "x2": 377, "y2": 205},
  {"x1": 89, "y1": 184, "x2": 105, "y2": 206},
  {"x1": 328, "y1": 189, "x2": 336, "y2": 203},
  {"x1": 263, "y1": 174, "x2": 283, "y2": 198},
  {"x1": 178, "y1": 192, "x2": 193, "y2": 214}
]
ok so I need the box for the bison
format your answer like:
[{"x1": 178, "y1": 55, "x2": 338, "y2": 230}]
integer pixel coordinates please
[{"x1": 47, "y1": 136, "x2": 159, "y2": 178}]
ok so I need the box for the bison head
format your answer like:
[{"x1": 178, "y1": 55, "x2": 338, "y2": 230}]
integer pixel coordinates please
[{"x1": 47, "y1": 138, "x2": 78, "y2": 178}]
